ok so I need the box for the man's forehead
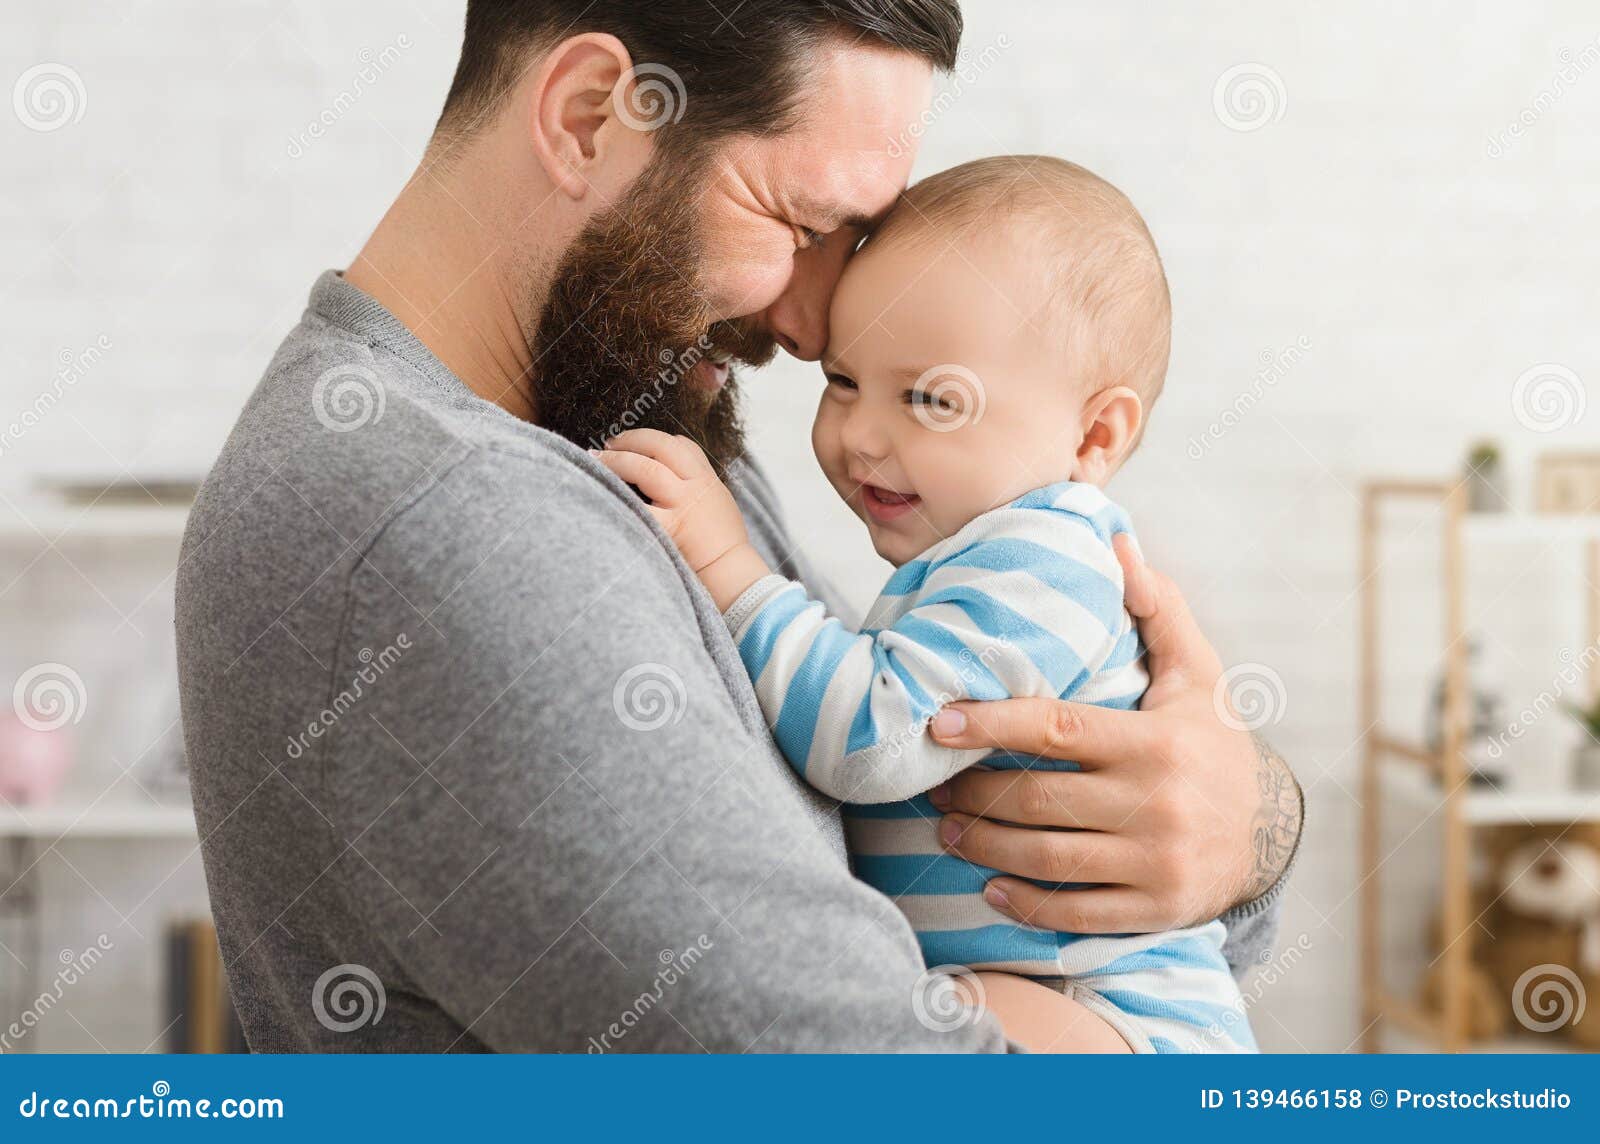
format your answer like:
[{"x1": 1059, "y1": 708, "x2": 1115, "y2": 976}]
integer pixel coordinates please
[{"x1": 764, "y1": 42, "x2": 929, "y2": 224}]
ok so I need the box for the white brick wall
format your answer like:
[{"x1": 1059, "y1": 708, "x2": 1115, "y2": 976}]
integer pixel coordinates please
[{"x1": 4, "y1": 0, "x2": 1598, "y2": 1051}]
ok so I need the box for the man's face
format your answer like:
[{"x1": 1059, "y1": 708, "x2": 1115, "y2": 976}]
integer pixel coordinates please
[{"x1": 531, "y1": 40, "x2": 929, "y2": 472}]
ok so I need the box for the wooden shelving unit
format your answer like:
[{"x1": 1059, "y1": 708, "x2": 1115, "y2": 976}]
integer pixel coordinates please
[
  {"x1": 1360, "y1": 479, "x2": 1600, "y2": 1052},
  {"x1": 1, "y1": 495, "x2": 195, "y2": 1050}
]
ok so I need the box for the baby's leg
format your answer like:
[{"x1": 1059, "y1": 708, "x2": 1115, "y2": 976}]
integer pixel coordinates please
[{"x1": 956, "y1": 972, "x2": 1132, "y2": 1053}]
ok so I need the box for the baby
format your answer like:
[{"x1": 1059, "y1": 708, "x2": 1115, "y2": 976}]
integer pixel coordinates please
[{"x1": 597, "y1": 156, "x2": 1254, "y2": 1054}]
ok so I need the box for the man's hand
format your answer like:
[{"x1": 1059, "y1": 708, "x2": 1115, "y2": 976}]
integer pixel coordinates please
[
  {"x1": 925, "y1": 534, "x2": 1302, "y2": 933},
  {"x1": 595, "y1": 429, "x2": 771, "y2": 610}
]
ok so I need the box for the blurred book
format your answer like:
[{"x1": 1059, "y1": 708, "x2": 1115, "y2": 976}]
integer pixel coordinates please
[
  {"x1": 164, "y1": 918, "x2": 245, "y2": 1053},
  {"x1": 35, "y1": 475, "x2": 201, "y2": 508}
]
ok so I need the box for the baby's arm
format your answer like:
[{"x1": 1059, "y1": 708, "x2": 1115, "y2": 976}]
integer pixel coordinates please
[
  {"x1": 594, "y1": 429, "x2": 774, "y2": 610},
  {"x1": 598, "y1": 430, "x2": 1132, "y2": 804},
  {"x1": 726, "y1": 516, "x2": 1131, "y2": 802}
]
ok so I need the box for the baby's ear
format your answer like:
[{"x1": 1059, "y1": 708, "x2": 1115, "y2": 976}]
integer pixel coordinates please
[{"x1": 1074, "y1": 386, "x2": 1143, "y2": 485}]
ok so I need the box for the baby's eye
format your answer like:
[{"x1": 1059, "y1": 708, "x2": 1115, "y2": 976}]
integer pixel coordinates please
[
  {"x1": 906, "y1": 389, "x2": 957, "y2": 412},
  {"x1": 824, "y1": 371, "x2": 857, "y2": 391}
]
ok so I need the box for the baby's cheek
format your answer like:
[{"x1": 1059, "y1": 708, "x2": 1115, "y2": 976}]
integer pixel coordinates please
[{"x1": 810, "y1": 397, "x2": 840, "y2": 469}]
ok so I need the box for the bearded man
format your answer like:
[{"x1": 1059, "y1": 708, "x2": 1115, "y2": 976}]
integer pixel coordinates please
[{"x1": 177, "y1": 0, "x2": 1300, "y2": 1051}]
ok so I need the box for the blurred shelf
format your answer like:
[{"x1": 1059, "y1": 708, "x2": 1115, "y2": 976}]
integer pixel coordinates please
[
  {"x1": 0, "y1": 802, "x2": 197, "y2": 840},
  {"x1": 0, "y1": 503, "x2": 190, "y2": 544},
  {"x1": 1463, "y1": 512, "x2": 1600, "y2": 542},
  {"x1": 1381, "y1": 761, "x2": 1600, "y2": 824}
]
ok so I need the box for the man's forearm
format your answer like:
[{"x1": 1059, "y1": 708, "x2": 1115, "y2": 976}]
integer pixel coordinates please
[
  {"x1": 1243, "y1": 733, "x2": 1303, "y2": 902},
  {"x1": 1217, "y1": 734, "x2": 1303, "y2": 977}
]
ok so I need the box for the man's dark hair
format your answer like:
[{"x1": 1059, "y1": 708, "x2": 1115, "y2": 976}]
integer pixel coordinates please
[{"x1": 437, "y1": 0, "x2": 962, "y2": 142}]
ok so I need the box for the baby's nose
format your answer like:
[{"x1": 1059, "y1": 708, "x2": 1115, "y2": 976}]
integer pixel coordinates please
[{"x1": 839, "y1": 409, "x2": 890, "y2": 459}]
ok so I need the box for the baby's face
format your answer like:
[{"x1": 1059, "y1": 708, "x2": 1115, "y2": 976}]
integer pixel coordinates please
[{"x1": 812, "y1": 231, "x2": 1088, "y2": 566}]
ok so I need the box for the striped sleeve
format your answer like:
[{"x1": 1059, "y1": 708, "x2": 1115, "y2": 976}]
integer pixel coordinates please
[{"x1": 724, "y1": 509, "x2": 1130, "y2": 804}]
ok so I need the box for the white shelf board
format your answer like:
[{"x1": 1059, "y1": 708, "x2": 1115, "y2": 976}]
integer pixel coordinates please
[
  {"x1": 1382, "y1": 762, "x2": 1600, "y2": 824},
  {"x1": 0, "y1": 503, "x2": 190, "y2": 544},
  {"x1": 0, "y1": 802, "x2": 198, "y2": 840},
  {"x1": 1463, "y1": 512, "x2": 1600, "y2": 543},
  {"x1": 1385, "y1": 1025, "x2": 1586, "y2": 1054}
]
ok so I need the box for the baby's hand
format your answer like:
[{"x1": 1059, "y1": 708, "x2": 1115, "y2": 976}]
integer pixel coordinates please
[{"x1": 594, "y1": 431, "x2": 766, "y2": 605}]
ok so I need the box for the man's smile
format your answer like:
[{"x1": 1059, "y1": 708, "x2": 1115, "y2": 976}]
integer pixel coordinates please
[{"x1": 687, "y1": 352, "x2": 732, "y2": 392}]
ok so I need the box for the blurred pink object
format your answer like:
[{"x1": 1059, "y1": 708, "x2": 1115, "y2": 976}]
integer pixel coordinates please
[{"x1": 0, "y1": 714, "x2": 74, "y2": 805}]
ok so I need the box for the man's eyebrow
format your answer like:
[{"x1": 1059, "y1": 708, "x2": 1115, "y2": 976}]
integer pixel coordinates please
[{"x1": 793, "y1": 195, "x2": 892, "y2": 234}]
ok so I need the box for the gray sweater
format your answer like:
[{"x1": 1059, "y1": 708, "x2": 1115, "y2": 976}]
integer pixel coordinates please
[{"x1": 175, "y1": 271, "x2": 1283, "y2": 1052}]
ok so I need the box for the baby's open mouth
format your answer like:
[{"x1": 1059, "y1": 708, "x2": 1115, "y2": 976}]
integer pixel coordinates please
[{"x1": 861, "y1": 483, "x2": 921, "y2": 523}]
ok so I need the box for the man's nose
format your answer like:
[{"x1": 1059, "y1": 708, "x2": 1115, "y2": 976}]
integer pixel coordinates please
[{"x1": 761, "y1": 237, "x2": 853, "y2": 361}]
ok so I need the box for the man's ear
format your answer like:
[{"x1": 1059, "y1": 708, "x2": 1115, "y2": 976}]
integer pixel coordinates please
[
  {"x1": 526, "y1": 33, "x2": 645, "y2": 201},
  {"x1": 1074, "y1": 385, "x2": 1144, "y2": 485}
]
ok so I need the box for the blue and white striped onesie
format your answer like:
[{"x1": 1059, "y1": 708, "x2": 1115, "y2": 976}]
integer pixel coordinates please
[{"x1": 723, "y1": 481, "x2": 1255, "y2": 1053}]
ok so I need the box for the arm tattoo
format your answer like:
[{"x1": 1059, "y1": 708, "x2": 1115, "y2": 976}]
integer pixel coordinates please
[{"x1": 1242, "y1": 733, "x2": 1303, "y2": 902}]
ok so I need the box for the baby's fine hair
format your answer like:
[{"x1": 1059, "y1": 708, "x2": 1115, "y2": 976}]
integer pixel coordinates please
[{"x1": 871, "y1": 155, "x2": 1171, "y2": 413}]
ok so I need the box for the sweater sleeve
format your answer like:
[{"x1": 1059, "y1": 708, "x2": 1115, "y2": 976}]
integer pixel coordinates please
[{"x1": 725, "y1": 513, "x2": 1132, "y2": 804}]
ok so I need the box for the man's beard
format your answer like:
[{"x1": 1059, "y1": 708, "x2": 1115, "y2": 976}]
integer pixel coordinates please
[{"x1": 529, "y1": 149, "x2": 777, "y2": 477}]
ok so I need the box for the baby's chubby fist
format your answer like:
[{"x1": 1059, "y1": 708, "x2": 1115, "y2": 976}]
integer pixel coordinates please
[{"x1": 591, "y1": 429, "x2": 749, "y2": 574}]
